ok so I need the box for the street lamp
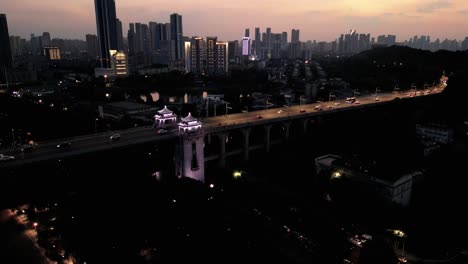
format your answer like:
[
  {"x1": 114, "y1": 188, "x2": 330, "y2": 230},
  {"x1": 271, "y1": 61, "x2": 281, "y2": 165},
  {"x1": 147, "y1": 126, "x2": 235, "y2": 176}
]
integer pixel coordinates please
[{"x1": 225, "y1": 102, "x2": 232, "y2": 117}]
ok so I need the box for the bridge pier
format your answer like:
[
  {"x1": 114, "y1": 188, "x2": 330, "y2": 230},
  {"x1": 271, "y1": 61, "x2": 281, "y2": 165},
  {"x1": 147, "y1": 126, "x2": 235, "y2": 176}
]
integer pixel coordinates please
[
  {"x1": 283, "y1": 122, "x2": 291, "y2": 140},
  {"x1": 302, "y1": 119, "x2": 309, "y2": 134},
  {"x1": 242, "y1": 128, "x2": 251, "y2": 161},
  {"x1": 265, "y1": 125, "x2": 272, "y2": 153},
  {"x1": 218, "y1": 132, "x2": 228, "y2": 168},
  {"x1": 207, "y1": 133, "x2": 212, "y2": 144}
]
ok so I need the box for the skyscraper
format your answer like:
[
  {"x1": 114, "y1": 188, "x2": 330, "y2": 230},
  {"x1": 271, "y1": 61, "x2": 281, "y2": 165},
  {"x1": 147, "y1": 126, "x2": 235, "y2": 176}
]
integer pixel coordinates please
[
  {"x1": 116, "y1": 18, "x2": 124, "y2": 51},
  {"x1": 42, "y1": 32, "x2": 51, "y2": 47},
  {"x1": 184, "y1": 41, "x2": 191, "y2": 73},
  {"x1": 242, "y1": 37, "x2": 251, "y2": 56},
  {"x1": 206, "y1": 36, "x2": 217, "y2": 75},
  {"x1": 291, "y1": 29, "x2": 300, "y2": 43},
  {"x1": 245, "y1": 28, "x2": 250, "y2": 38},
  {"x1": 254, "y1": 27, "x2": 260, "y2": 55},
  {"x1": 94, "y1": 0, "x2": 118, "y2": 68},
  {"x1": 216, "y1": 42, "x2": 228, "y2": 74},
  {"x1": 190, "y1": 37, "x2": 204, "y2": 75},
  {"x1": 170, "y1": 13, "x2": 183, "y2": 61},
  {"x1": 86, "y1": 34, "x2": 99, "y2": 57},
  {"x1": 127, "y1": 23, "x2": 135, "y2": 53},
  {"x1": 281, "y1": 32, "x2": 288, "y2": 50},
  {"x1": 0, "y1": 14, "x2": 12, "y2": 84}
]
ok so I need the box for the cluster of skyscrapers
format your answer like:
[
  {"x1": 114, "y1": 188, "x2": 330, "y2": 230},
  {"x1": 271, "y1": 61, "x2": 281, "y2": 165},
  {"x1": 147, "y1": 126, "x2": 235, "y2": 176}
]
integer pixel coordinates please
[
  {"x1": 4, "y1": 1, "x2": 468, "y2": 83},
  {"x1": 240, "y1": 27, "x2": 302, "y2": 60}
]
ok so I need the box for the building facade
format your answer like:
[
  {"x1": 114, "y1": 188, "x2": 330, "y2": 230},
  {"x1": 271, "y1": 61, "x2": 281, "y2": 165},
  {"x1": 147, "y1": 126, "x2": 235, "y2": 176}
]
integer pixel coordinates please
[{"x1": 94, "y1": 0, "x2": 118, "y2": 68}]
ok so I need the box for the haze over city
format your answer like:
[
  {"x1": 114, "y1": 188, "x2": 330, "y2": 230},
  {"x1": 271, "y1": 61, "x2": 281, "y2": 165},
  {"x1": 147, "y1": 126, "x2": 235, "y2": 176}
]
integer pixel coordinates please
[{"x1": 4, "y1": 0, "x2": 468, "y2": 41}]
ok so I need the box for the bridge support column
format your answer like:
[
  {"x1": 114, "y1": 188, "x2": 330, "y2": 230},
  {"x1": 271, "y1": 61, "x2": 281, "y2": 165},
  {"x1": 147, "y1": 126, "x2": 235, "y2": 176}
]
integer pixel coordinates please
[
  {"x1": 302, "y1": 119, "x2": 309, "y2": 134},
  {"x1": 242, "y1": 128, "x2": 251, "y2": 161},
  {"x1": 283, "y1": 122, "x2": 291, "y2": 140},
  {"x1": 207, "y1": 133, "x2": 212, "y2": 144},
  {"x1": 218, "y1": 133, "x2": 228, "y2": 168},
  {"x1": 265, "y1": 125, "x2": 272, "y2": 153}
]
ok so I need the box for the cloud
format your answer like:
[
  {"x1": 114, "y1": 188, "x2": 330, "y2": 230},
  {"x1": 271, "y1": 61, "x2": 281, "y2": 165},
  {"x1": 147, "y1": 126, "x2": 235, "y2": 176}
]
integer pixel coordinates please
[
  {"x1": 417, "y1": 0, "x2": 452, "y2": 13},
  {"x1": 459, "y1": 10, "x2": 468, "y2": 15}
]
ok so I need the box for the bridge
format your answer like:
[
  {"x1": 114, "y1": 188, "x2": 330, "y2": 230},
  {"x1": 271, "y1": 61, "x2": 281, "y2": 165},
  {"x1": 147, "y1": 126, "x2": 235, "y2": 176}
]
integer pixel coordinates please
[{"x1": 0, "y1": 81, "x2": 447, "y2": 182}]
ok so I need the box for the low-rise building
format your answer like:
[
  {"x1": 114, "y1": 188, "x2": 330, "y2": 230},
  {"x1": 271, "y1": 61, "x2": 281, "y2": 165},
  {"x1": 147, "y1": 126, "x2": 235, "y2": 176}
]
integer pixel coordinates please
[
  {"x1": 315, "y1": 154, "x2": 424, "y2": 207},
  {"x1": 416, "y1": 123, "x2": 454, "y2": 144}
]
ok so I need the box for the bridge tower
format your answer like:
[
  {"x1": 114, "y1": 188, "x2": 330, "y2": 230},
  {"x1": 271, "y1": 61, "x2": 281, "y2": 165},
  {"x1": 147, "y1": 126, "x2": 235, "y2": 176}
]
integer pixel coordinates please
[
  {"x1": 154, "y1": 105, "x2": 178, "y2": 128},
  {"x1": 176, "y1": 113, "x2": 205, "y2": 182}
]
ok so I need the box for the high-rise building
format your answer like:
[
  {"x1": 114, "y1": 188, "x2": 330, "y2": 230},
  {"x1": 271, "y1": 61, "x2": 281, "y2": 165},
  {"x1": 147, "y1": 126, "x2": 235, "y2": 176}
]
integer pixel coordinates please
[
  {"x1": 94, "y1": 0, "x2": 118, "y2": 68},
  {"x1": 254, "y1": 27, "x2": 260, "y2": 54},
  {"x1": 184, "y1": 41, "x2": 191, "y2": 73},
  {"x1": 30, "y1": 34, "x2": 42, "y2": 56},
  {"x1": 281, "y1": 32, "x2": 288, "y2": 50},
  {"x1": 272, "y1": 34, "x2": 281, "y2": 58},
  {"x1": 189, "y1": 37, "x2": 204, "y2": 75},
  {"x1": 0, "y1": 14, "x2": 12, "y2": 84},
  {"x1": 170, "y1": 13, "x2": 183, "y2": 61},
  {"x1": 42, "y1": 32, "x2": 51, "y2": 47},
  {"x1": 116, "y1": 18, "x2": 124, "y2": 51},
  {"x1": 127, "y1": 23, "x2": 135, "y2": 53},
  {"x1": 291, "y1": 29, "x2": 300, "y2": 43},
  {"x1": 216, "y1": 42, "x2": 228, "y2": 74},
  {"x1": 206, "y1": 36, "x2": 217, "y2": 75},
  {"x1": 245, "y1": 28, "x2": 250, "y2": 38},
  {"x1": 242, "y1": 37, "x2": 251, "y2": 56},
  {"x1": 149, "y1": 22, "x2": 159, "y2": 52},
  {"x1": 43, "y1": 47, "x2": 61, "y2": 60},
  {"x1": 228, "y1": 40, "x2": 239, "y2": 63},
  {"x1": 86, "y1": 34, "x2": 99, "y2": 57},
  {"x1": 266, "y1": 27, "x2": 272, "y2": 49}
]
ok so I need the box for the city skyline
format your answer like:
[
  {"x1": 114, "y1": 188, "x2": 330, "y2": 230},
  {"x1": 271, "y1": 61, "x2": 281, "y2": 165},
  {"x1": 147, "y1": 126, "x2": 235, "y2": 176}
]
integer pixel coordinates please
[{"x1": 4, "y1": 0, "x2": 468, "y2": 42}]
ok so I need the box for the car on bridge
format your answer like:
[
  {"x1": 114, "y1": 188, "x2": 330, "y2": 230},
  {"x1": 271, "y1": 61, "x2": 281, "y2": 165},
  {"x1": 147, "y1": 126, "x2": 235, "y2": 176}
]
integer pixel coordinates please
[
  {"x1": 0, "y1": 154, "x2": 15, "y2": 161},
  {"x1": 157, "y1": 129, "x2": 168, "y2": 134},
  {"x1": 277, "y1": 109, "x2": 284, "y2": 114},
  {"x1": 56, "y1": 142, "x2": 71, "y2": 149},
  {"x1": 110, "y1": 134, "x2": 121, "y2": 141},
  {"x1": 300, "y1": 109, "x2": 306, "y2": 113},
  {"x1": 21, "y1": 144, "x2": 36, "y2": 153},
  {"x1": 256, "y1": 115, "x2": 263, "y2": 119}
]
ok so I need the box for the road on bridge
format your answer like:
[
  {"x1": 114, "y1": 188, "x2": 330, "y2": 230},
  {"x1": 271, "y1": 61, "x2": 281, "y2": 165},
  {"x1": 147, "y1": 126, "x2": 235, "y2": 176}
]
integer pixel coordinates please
[{"x1": 0, "y1": 84, "x2": 445, "y2": 168}]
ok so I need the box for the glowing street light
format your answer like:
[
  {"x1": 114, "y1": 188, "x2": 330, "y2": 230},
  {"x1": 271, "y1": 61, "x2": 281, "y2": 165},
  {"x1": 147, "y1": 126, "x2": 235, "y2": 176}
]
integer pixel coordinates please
[
  {"x1": 331, "y1": 172, "x2": 342, "y2": 179},
  {"x1": 233, "y1": 171, "x2": 242, "y2": 179}
]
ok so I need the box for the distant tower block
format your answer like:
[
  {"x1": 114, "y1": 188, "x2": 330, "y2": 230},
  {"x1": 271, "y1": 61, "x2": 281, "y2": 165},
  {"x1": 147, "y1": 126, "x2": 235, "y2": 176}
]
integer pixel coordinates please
[
  {"x1": 154, "y1": 105, "x2": 177, "y2": 128},
  {"x1": 176, "y1": 113, "x2": 205, "y2": 182}
]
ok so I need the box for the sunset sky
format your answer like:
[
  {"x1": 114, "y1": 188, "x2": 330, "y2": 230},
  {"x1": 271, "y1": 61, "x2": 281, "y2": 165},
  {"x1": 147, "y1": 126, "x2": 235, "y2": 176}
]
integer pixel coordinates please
[{"x1": 3, "y1": 0, "x2": 468, "y2": 42}]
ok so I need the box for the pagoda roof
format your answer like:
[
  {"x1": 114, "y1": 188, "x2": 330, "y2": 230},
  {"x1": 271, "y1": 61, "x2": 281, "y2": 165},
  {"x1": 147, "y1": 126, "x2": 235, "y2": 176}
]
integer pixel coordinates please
[
  {"x1": 158, "y1": 105, "x2": 174, "y2": 115},
  {"x1": 181, "y1": 112, "x2": 198, "y2": 123}
]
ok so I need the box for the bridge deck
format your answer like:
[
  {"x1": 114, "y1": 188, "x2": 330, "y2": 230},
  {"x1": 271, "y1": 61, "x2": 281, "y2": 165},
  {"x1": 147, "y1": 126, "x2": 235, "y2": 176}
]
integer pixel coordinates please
[{"x1": 0, "y1": 85, "x2": 446, "y2": 168}]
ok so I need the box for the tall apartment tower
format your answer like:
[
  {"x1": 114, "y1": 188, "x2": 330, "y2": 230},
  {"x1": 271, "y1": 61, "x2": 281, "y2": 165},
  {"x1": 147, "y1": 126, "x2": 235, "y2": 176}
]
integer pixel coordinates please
[
  {"x1": 206, "y1": 37, "x2": 217, "y2": 75},
  {"x1": 190, "y1": 37, "x2": 204, "y2": 75},
  {"x1": 215, "y1": 42, "x2": 228, "y2": 74},
  {"x1": 94, "y1": 0, "x2": 118, "y2": 68},
  {"x1": 42, "y1": 32, "x2": 51, "y2": 47},
  {"x1": 291, "y1": 29, "x2": 300, "y2": 43},
  {"x1": 116, "y1": 18, "x2": 124, "y2": 51},
  {"x1": 0, "y1": 14, "x2": 12, "y2": 84},
  {"x1": 86, "y1": 34, "x2": 99, "y2": 57},
  {"x1": 170, "y1": 13, "x2": 183, "y2": 61}
]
